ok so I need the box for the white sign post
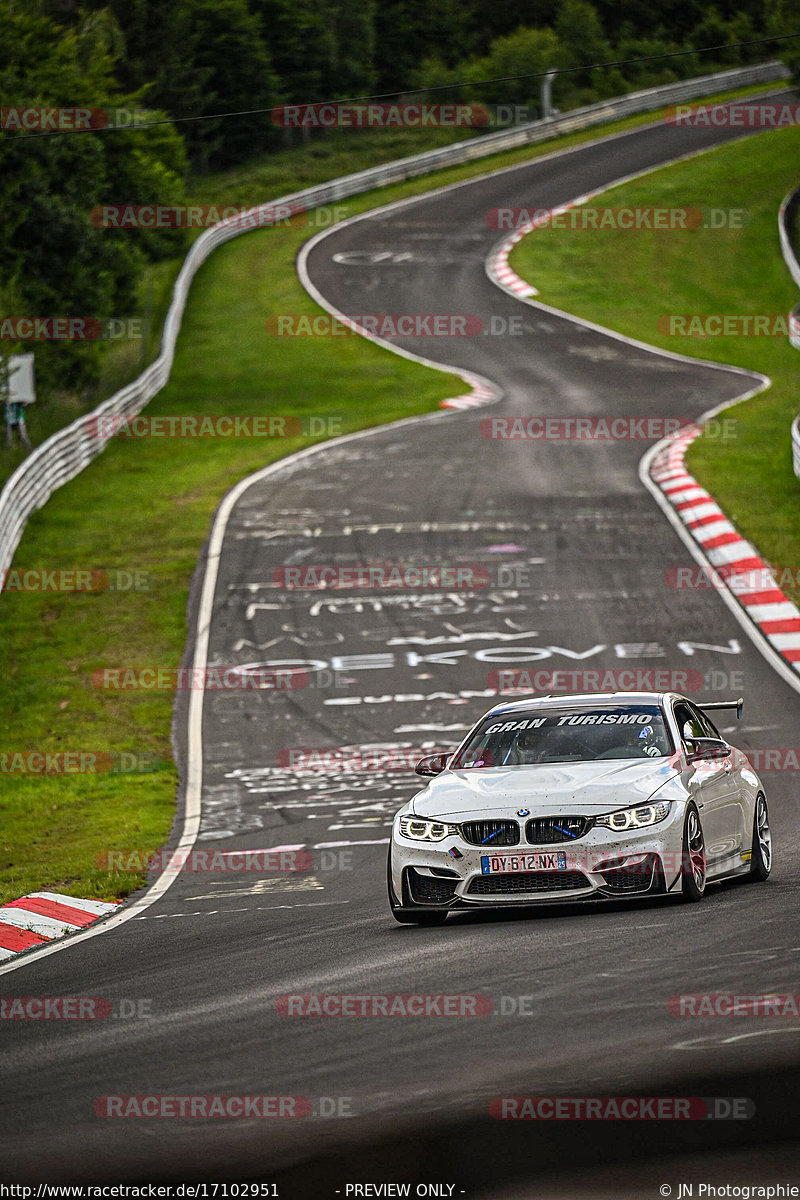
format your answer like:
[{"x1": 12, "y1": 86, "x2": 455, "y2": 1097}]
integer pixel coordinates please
[{"x1": 3, "y1": 353, "x2": 35, "y2": 449}]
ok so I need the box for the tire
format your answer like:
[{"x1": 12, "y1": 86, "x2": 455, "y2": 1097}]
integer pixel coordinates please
[
  {"x1": 680, "y1": 804, "x2": 706, "y2": 902},
  {"x1": 387, "y1": 852, "x2": 449, "y2": 925},
  {"x1": 746, "y1": 793, "x2": 772, "y2": 883}
]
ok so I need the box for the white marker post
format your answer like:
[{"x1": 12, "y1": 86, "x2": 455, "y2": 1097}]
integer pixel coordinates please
[{"x1": 4, "y1": 352, "x2": 35, "y2": 449}]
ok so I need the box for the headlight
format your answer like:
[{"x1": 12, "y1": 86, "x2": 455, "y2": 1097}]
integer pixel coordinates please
[
  {"x1": 397, "y1": 816, "x2": 459, "y2": 841},
  {"x1": 595, "y1": 801, "x2": 671, "y2": 831}
]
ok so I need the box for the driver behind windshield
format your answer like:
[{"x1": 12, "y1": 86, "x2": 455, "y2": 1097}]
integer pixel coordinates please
[
  {"x1": 502, "y1": 726, "x2": 548, "y2": 765},
  {"x1": 595, "y1": 721, "x2": 662, "y2": 759},
  {"x1": 456, "y1": 707, "x2": 671, "y2": 767}
]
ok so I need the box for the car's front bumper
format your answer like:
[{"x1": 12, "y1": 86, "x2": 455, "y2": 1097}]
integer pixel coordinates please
[{"x1": 389, "y1": 807, "x2": 686, "y2": 909}]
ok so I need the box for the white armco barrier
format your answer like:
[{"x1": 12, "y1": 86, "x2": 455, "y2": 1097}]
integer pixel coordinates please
[{"x1": 0, "y1": 60, "x2": 790, "y2": 579}]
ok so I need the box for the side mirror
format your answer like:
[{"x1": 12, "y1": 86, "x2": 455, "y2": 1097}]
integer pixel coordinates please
[
  {"x1": 686, "y1": 737, "x2": 729, "y2": 762},
  {"x1": 415, "y1": 753, "x2": 448, "y2": 778}
]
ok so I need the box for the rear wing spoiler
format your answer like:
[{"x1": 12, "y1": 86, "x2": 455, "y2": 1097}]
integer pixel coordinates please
[{"x1": 700, "y1": 697, "x2": 744, "y2": 720}]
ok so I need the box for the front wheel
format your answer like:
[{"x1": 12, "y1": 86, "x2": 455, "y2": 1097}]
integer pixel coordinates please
[
  {"x1": 680, "y1": 804, "x2": 706, "y2": 902},
  {"x1": 746, "y1": 793, "x2": 772, "y2": 882}
]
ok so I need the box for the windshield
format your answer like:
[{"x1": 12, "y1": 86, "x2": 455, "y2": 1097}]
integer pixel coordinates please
[{"x1": 452, "y1": 705, "x2": 672, "y2": 767}]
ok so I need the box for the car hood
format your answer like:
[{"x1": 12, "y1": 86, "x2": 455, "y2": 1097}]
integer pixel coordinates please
[{"x1": 411, "y1": 759, "x2": 680, "y2": 819}]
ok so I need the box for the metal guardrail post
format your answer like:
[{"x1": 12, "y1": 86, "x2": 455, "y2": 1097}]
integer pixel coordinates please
[{"x1": 541, "y1": 70, "x2": 558, "y2": 121}]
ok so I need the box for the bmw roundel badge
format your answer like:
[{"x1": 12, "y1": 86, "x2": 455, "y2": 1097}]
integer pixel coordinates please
[{"x1": 517, "y1": 808, "x2": 530, "y2": 817}]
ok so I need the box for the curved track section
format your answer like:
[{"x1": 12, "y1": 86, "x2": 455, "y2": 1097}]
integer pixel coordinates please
[{"x1": 2, "y1": 95, "x2": 799, "y2": 1191}]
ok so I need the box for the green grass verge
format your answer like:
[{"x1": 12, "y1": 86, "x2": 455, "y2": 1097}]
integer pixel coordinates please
[
  {"x1": 510, "y1": 121, "x2": 800, "y2": 608},
  {"x1": 0, "y1": 79, "x2": 791, "y2": 906}
]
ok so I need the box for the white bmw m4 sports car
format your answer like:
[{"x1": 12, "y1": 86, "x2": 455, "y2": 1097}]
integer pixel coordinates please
[{"x1": 388, "y1": 691, "x2": 772, "y2": 925}]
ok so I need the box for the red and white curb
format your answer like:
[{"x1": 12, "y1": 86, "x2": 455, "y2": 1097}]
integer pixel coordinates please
[
  {"x1": 487, "y1": 231, "x2": 539, "y2": 298},
  {"x1": 0, "y1": 892, "x2": 120, "y2": 962},
  {"x1": 651, "y1": 427, "x2": 800, "y2": 675},
  {"x1": 487, "y1": 196, "x2": 593, "y2": 299},
  {"x1": 440, "y1": 382, "x2": 496, "y2": 411}
]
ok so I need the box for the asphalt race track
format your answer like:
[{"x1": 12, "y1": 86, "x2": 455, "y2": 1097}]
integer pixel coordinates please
[{"x1": 2, "y1": 93, "x2": 800, "y2": 1195}]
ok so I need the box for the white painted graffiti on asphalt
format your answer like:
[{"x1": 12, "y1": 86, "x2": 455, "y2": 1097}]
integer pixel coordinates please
[
  {"x1": 233, "y1": 520, "x2": 531, "y2": 541},
  {"x1": 228, "y1": 639, "x2": 742, "y2": 681},
  {"x1": 237, "y1": 591, "x2": 529, "y2": 632}
]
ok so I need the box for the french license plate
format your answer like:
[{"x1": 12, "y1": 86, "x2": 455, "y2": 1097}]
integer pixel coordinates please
[{"x1": 481, "y1": 851, "x2": 567, "y2": 874}]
